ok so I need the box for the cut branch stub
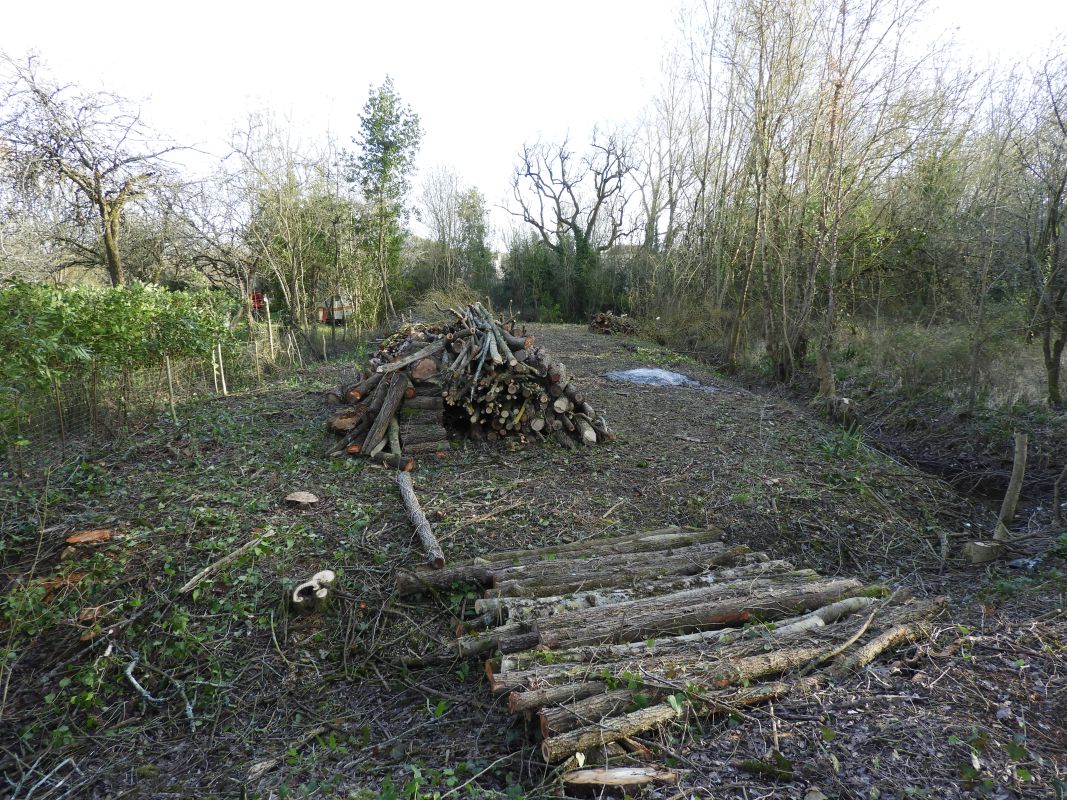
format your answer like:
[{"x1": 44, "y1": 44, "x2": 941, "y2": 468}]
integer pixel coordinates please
[{"x1": 290, "y1": 569, "x2": 336, "y2": 614}]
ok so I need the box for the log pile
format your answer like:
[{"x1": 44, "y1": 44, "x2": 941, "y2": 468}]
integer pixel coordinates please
[
  {"x1": 326, "y1": 304, "x2": 613, "y2": 466},
  {"x1": 589, "y1": 311, "x2": 638, "y2": 336},
  {"x1": 396, "y1": 526, "x2": 944, "y2": 769}
]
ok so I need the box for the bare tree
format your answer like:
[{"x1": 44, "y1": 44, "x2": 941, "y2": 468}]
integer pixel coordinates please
[
  {"x1": 510, "y1": 131, "x2": 637, "y2": 316},
  {"x1": 0, "y1": 53, "x2": 179, "y2": 285},
  {"x1": 231, "y1": 113, "x2": 334, "y2": 326},
  {"x1": 1010, "y1": 51, "x2": 1067, "y2": 405},
  {"x1": 419, "y1": 166, "x2": 462, "y2": 287}
]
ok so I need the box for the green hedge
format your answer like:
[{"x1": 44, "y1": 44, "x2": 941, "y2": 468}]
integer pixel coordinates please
[{"x1": 0, "y1": 281, "x2": 233, "y2": 446}]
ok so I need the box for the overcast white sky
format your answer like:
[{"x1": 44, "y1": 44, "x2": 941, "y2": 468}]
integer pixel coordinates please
[{"x1": 5, "y1": 0, "x2": 1066, "y2": 242}]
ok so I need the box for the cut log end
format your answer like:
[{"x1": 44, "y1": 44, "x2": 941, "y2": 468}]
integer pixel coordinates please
[{"x1": 284, "y1": 491, "x2": 320, "y2": 508}]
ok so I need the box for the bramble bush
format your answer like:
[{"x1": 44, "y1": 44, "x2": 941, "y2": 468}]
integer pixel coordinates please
[{"x1": 0, "y1": 280, "x2": 233, "y2": 448}]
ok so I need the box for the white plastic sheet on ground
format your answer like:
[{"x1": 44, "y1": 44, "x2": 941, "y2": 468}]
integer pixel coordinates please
[{"x1": 604, "y1": 367, "x2": 703, "y2": 388}]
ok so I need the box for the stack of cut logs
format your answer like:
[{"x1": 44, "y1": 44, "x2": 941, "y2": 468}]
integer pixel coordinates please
[
  {"x1": 396, "y1": 526, "x2": 944, "y2": 771},
  {"x1": 327, "y1": 304, "x2": 613, "y2": 467},
  {"x1": 589, "y1": 311, "x2": 638, "y2": 336}
]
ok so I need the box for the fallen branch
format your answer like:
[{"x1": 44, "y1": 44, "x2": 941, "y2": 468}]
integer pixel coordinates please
[
  {"x1": 125, "y1": 653, "x2": 163, "y2": 706},
  {"x1": 179, "y1": 528, "x2": 274, "y2": 595},
  {"x1": 377, "y1": 339, "x2": 445, "y2": 373},
  {"x1": 562, "y1": 767, "x2": 678, "y2": 789},
  {"x1": 397, "y1": 471, "x2": 445, "y2": 569}
]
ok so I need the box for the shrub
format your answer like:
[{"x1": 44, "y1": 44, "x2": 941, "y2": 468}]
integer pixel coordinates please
[{"x1": 0, "y1": 280, "x2": 232, "y2": 448}]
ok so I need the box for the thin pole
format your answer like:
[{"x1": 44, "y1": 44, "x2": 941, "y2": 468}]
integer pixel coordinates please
[
  {"x1": 290, "y1": 331, "x2": 305, "y2": 367},
  {"x1": 253, "y1": 340, "x2": 263, "y2": 385},
  {"x1": 322, "y1": 333, "x2": 328, "y2": 362},
  {"x1": 165, "y1": 355, "x2": 178, "y2": 424},
  {"x1": 265, "y1": 298, "x2": 276, "y2": 360},
  {"x1": 217, "y1": 344, "x2": 229, "y2": 396},
  {"x1": 210, "y1": 348, "x2": 220, "y2": 394}
]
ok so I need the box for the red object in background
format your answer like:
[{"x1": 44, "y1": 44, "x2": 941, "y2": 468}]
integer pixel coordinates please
[{"x1": 251, "y1": 291, "x2": 264, "y2": 310}]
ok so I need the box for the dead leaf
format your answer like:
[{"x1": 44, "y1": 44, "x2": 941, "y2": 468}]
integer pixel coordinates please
[
  {"x1": 41, "y1": 572, "x2": 86, "y2": 591},
  {"x1": 39, "y1": 572, "x2": 87, "y2": 602},
  {"x1": 78, "y1": 604, "x2": 116, "y2": 623},
  {"x1": 66, "y1": 529, "x2": 113, "y2": 545}
]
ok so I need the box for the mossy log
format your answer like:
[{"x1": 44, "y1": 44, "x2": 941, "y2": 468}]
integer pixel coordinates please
[
  {"x1": 535, "y1": 577, "x2": 863, "y2": 649},
  {"x1": 394, "y1": 527, "x2": 724, "y2": 595},
  {"x1": 472, "y1": 560, "x2": 803, "y2": 627},
  {"x1": 539, "y1": 689, "x2": 636, "y2": 737},
  {"x1": 458, "y1": 622, "x2": 539, "y2": 658},
  {"x1": 541, "y1": 704, "x2": 680, "y2": 763},
  {"x1": 508, "y1": 682, "x2": 606, "y2": 714},
  {"x1": 497, "y1": 599, "x2": 942, "y2": 693},
  {"x1": 487, "y1": 544, "x2": 753, "y2": 598},
  {"x1": 497, "y1": 594, "x2": 874, "y2": 672}
]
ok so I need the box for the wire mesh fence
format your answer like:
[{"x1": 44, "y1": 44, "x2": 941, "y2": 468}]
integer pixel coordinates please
[{"x1": 5, "y1": 322, "x2": 366, "y2": 470}]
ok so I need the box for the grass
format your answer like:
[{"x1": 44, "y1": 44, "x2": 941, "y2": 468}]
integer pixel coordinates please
[
  {"x1": 641, "y1": 303, "x2": 1067, "y2": 499},
  {"x1": 1, "y1": 323, "x2": 1065, "y2": 798},
  {"x1": 0, "y1": 354, "x2": 531, "y2": 798}
]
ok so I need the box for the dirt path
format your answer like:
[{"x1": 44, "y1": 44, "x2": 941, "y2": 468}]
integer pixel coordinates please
[
  {"x1": 1, "y1": 324, "x2": 1063, "y2": 799},
  {"x1": 507, "y1": 324, "x2": 992, "y2": 582}
]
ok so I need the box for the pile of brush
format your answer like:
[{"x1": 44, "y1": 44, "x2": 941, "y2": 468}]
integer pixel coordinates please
[
  {"x1": 589, "y1": 311, "x2": 638, "y2": 336},
  {"x1": 326, "y1": 303, "x2": 612, "y2": 468}
]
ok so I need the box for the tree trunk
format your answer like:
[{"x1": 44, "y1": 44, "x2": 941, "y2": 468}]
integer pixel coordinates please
[
  {"x1": 397, "y1": 471, "x2": 445, "y2": 568},
  {"x1": 540, "y1": 704, "x2": 680, "y2": 763},
  {"x1": 994, "y1": 431, "x2": 1028, "y2": 542},
  {"x1": 362, "y1": 373, "x2": 410, "y2": 453},
  {"x1": 539, "y1": 689, "x2": 636, "y2": 737},
  {"x1": 1044, "y1": 326, "x2": 1065, "y2": 406},
  {"x1": 395, "y1": 527, "x2": 724, "y2": 595},
  {"x1": 536, "y1": 578, "x2": 862, "y2": 650},
  {"x1": 100, "y1": 200, "x2": 126, "y2": 286},
  {"x1": 509, "y1": 682, "x2": 606, "y2": 714}
]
